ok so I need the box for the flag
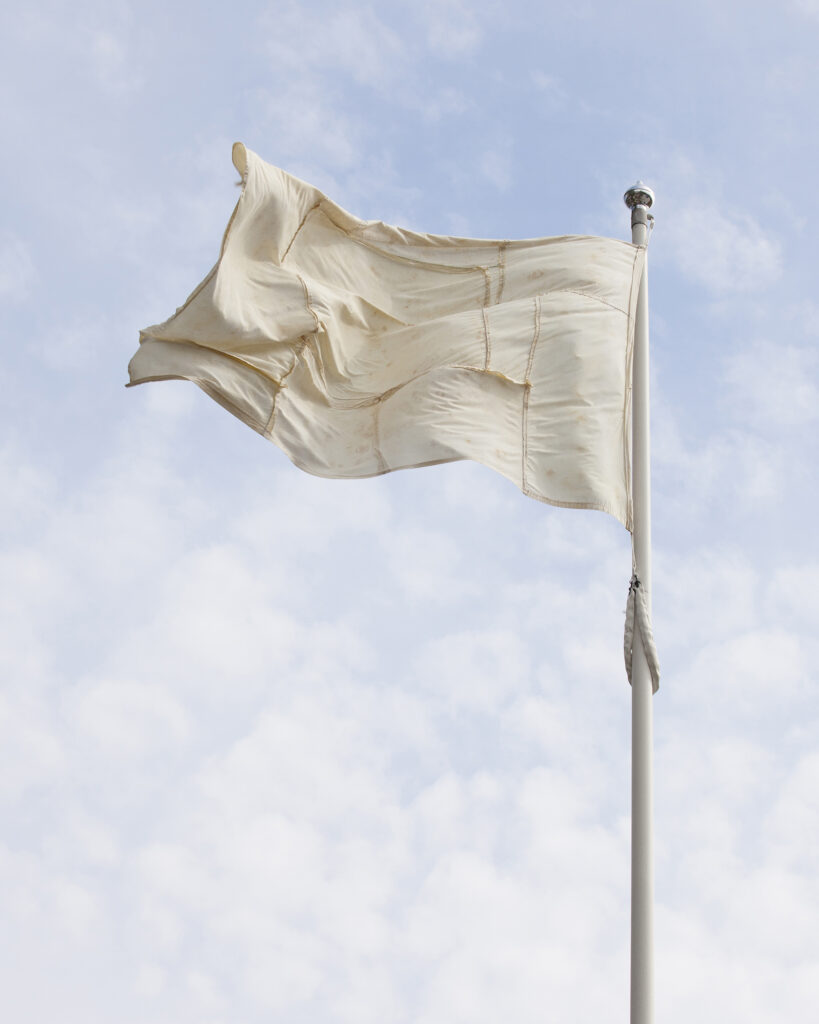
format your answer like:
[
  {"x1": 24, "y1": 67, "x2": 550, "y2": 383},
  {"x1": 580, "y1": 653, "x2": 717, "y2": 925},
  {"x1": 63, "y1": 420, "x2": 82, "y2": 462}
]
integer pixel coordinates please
[{"x1": 128, "y1": 144, "x2": 645, "y2": 529}]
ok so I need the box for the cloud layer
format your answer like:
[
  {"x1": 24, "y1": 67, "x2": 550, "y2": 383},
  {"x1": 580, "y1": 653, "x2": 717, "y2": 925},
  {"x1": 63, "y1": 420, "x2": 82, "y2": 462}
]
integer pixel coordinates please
[{"x1": 1, "y1": 1, "x2": 817, "y2": 1021}]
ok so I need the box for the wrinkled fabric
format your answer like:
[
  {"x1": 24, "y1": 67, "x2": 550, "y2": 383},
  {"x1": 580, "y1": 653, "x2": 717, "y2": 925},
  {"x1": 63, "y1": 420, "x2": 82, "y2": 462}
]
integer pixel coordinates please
[{"x1": 128, "y1": 143, "x2": 644, "y2": 528}]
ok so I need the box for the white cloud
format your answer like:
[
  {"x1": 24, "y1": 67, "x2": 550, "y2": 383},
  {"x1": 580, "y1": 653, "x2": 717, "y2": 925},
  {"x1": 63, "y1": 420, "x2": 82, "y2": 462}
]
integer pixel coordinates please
[
  {"x1": 416, "y1": 0, "x2": 483, "y2": 56},
  {"x1": 253, "y1": 79, "x2": 364, "y2": 170},
  {"x1": 250, "y1": 0, "x2": 488, "y2": 194},
  {"x1": 2, "y1": 3, "x2": 819, "y2": 1020},
  {"x1": 385, "y1": 523, "x2": 475, "y2": 603},
  {"x1": 0, "y1": 693, "x2": 64, "y2": 802},
  {"x1": 0, "y1": 231, "x2": 36, "y2": 301},
  {"x1": 664, "y1": 202, "x2": 782, "y2": 293},
  {"x1": 480, "y1": 147, "x2": 513, "y2": 192},
  {"x1": 724, "y1": 339, "x2": 819, "y2": 427},
  {"x1": 530, "y1": 70, "x2": 569, "y2": 111},
  {"x1": 653, "y1": 401, "x2": 784, "y2": 517},
  {"x1": 9, "y1": 1, "x2": 142, "y2": 95},
  {"x1": 0, "y1": 444, "x2": 54, "y2": 535},
  {"x1": 416, "y1": 86, "x2": 470, "y2": 123},
  {"x1": 622, "y1": 142, "x2": 782, "y2": 296},
  {"x1": 90, "y1": 29, "x2": 128, "y2": 87},
  {"x1": 414, "y1": 628, "x2": 530, "y2": 711},
  {"x1": 765, "y1": 752, "x2": 819, "y2": 869},
  {"x1": 657, "y1": 548, "x2": 759, "y2": 651},
  {"x1": 768, "y1": 563, "x2": 819, "y2": 626},
  {"x1": 679, "y1": 627, "x2": 809, "y2": 713},
  {"x1": 794, "y1": 0, "x2": 819, "y2": 18},
  {"x1": 134, "y1": 963, "x2": 167, "y2": 998},
  {"x1": 61, "y1": 808, "x2": 122, "y2": 868},
  {"x1": 85, "y1": 3, "x2": 142, "y2": 94},
  {"x1": 1, "y1": 425, "x2": 817, "y2": 1020},
  {"x1": 793, "y1": 299, "x2": 819, "y2": 336},
  {"x1": 51, "y1": 878, "x2": 102, "y2": 940},
  {"x1": 764, "y1": 53, "x2": 813, "y2": 94},
  {"x1": 262, "y1": 2, "x2": 404, "y2": 88},
  {"x1": 69, "y1": 677, "x2": 191, "y2": 755},
  {"x1": 254, "y1": 3, "x2": 404, "y2": 174}
]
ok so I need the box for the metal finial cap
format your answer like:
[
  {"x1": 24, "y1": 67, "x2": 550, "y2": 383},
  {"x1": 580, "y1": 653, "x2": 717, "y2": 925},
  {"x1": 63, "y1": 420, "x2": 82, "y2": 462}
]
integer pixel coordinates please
[{"x1": 624, "y1": 182, "x2": 655, "y2": 210}]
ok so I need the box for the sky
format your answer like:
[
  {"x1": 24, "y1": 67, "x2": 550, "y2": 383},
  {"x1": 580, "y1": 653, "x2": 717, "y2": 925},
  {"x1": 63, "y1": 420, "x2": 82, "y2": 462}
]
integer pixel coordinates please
[{"x1": 1, "y1": 1, "x2": 818, "y2": 1021}]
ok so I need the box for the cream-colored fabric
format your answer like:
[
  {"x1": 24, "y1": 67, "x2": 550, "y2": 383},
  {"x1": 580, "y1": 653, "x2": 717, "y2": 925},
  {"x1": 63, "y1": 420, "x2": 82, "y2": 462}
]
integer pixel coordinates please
[{"x1": 128, "y1": 143, "x2": 645, "y2": 529}]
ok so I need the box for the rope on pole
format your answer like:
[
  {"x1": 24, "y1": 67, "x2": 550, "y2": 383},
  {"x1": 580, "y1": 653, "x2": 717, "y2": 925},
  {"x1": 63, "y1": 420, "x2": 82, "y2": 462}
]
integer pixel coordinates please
[{"x1": 624, "y1": 574, "x2": 660, "y2": 693}]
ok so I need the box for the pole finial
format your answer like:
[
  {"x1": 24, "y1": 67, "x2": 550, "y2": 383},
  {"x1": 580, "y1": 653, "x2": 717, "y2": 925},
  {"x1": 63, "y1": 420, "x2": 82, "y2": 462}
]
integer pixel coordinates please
[{"x1": 624, "y1": 182, "x2": 655, "y2": 210}]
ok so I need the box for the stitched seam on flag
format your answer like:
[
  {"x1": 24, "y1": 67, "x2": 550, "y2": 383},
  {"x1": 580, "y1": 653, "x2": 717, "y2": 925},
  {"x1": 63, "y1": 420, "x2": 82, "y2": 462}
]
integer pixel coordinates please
[
  {"x1": 300, "y1": 219, "x2": 627, "y2": 312},
  {"x1": 263, "y1": 398, "x2": 278, "y2": 436},
  {"x1": 482, "y1": 307, "x2": 491, "y2": 370},
  {"x1": 315, "y1": 211, "x2": 496, "y2": 306},
  {"x1": 373, "y1": 399, "x2": 388, "y2": 474},
  {"x1": 219, "y1": 184, "x2": 246, "y2": 258},
  {"x1": 151, "y1": 160, "x2": 251, "y2": 333},
  {"x1": 352, "y1": 238, "x2": 489, "y2": 275},
  {"x1": 322, "y1": 210, "x2": 496, "y2": 281},
  {"x1": 342, "y1": 226, "x2": 635, "y2": 261},
  {"x1": 320, "y1": 364, "x2": 521, "y2": 410},
  {"x1": 497, "y1": 241, "x2": 508, "y2": 304},
  {"x1": 521, "y1": 295, "x2": 541, "y2": 492},
  {"x1": 622, "y1": 247, "x2": 643, "y2": 533},
  {"x1": 482, "y1": 268, "x2": 491, "y2": 307},
  {"x1": 141, "y1": 265, "x2": 219, "y2": 335},
  {"x1": 524, "y1": 493, "x2": 626, "y2": 524},
  {"x1": 282, "y1": 203, "x2": 321, "y2": 264},
  {"x1": 525, "y1": 295, "x2": 540, "y2": 383},
  {"x1": 137, "y1": 334, "x2": 287, "y2": 388},
  {"x1": 302, "y1": 333, "x2": 329, "y2": 393},
  {"x1": 196, "y1": 381, "x2": 269, "y2": 435},
  {"x1": 297, "y1": 274, "x2": 322, "y2": 333},
  {"x1": 549, "y1": 288, "x2": 629, "y2": 316},
  {"x1": 262, "y1": 340, "x2": 306, "y2": 435}
]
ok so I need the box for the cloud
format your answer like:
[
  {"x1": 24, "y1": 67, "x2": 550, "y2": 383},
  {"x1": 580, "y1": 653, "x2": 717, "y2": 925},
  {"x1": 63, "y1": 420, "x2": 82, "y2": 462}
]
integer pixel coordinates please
[
  {"x1": 530, "y1": 71, "x2": 569, "y2": 112},
  {"x1": 621, "y1": 142, "x2": 782, "y2": 295},
  {"x1": 385, "y1": 523, "x2": 475, "y2": 603},
  {"x1": 413, "y1": 628, "x2": 531, "y2": 712},
  {"x1": 89, "y1": 28, "x2": 129, "y2": 90},
  {"x1": 794, "y1": 0, "x2": 819, "y2": 19},
  {"x1": 250, "y1": 5, "x2": 407, "y2": 196},
  {"x1": 416, "y1": 0, "x2": 483, "y2": 56},
  {"x1": 0, "y1": 231, "x2": 36, "y2": 301},
  {"x1": 416, "y1": 87, "x2": 470, "y2": 123},
  {"x1": 724, "y1": 339, "x2": 819, "y2": 428},
  {"x1": 663, "y1": 202, "x2": 782, "y2": 293},
  {"x1": 656, "y1": 548, "x2": 759, "y2": 652},
  {"x1": 0, "y1": 692, "x2": 64, "y2": 803},
  {"x1": 768, "y1": 563, "x2": 819, "y2": 626},
  {"x1": 250, "y1": 0, "x2": 490, "y2": 200},
  {"x1": 8, "y1": 1, "x2": 142, "y2": 96},
  {"x1": 1, "y1": 411, "x2": 817, "y2": 1022},
  {"x1": 2, "y1": 4, "x2": 819, "y2": 1017},
  {"x1": 0, "y1": 444, "x2": 54, "y2": 535},
  {"x1": 252, "y1": 79, "x2": 364, "y2": 171},
  {"x1": 765, "y1": 751, "x2": 819, "y2": 869},
  {"x1": 480, "y1": 147, "x2": 513, "y2": 191},
  {"x1": 68, "y1": 677, "x2": 191, "y2": 756},
  {"x1": 653, "y1": 401, "x2": 784, "y2": 521},
  {"x1": 262, "y1": 2, "x2": 405, "y2": 88}
]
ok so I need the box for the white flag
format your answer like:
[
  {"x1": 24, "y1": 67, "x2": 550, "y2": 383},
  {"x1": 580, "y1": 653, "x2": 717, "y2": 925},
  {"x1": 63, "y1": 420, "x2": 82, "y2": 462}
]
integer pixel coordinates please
[{"x1": 129, "y1": 143, "x2": 644, "y2": 528}]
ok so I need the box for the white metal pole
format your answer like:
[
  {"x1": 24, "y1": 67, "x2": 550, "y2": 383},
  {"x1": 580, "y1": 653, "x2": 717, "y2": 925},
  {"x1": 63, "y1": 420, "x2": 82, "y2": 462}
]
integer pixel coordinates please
[{"x1": 624, "y1": 182, "x2": 655, "y2": 1024}]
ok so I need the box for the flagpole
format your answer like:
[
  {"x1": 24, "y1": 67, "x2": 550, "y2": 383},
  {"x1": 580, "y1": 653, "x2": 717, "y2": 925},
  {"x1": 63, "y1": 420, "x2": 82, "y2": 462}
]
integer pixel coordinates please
[{"x1": 624, "y1": 182, "x2": 655, "y2": 1024}]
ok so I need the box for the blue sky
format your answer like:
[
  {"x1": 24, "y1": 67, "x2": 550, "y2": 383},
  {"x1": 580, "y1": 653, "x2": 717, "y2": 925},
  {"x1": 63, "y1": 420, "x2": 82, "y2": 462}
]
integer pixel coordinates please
[{"x1": 1, "y1": 1, "x2": 818, "y2": 1021}]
